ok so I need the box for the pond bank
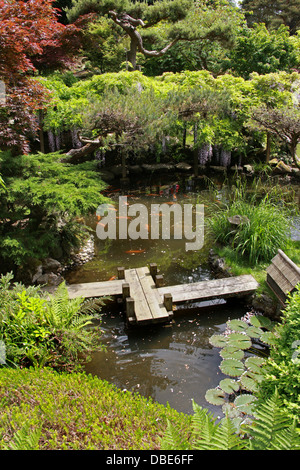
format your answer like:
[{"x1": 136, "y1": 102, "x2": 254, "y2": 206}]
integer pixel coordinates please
[
  {"x1": 99, "y1": 159, "x2": 300, "y2": 184},
  {"x1": 208, "y1": 248, "x2": 282, "y2": 319}
]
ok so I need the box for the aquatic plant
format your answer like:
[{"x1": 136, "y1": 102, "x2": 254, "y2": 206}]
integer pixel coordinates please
[{"x1": 205, "y1": 313, "x2": 276, "y2": 427}]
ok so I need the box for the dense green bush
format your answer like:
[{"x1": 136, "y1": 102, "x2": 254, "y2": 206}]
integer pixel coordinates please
[
  {"x1": 0, "y1": 273, "x2": 104, "y2": 371},
  {"x1": 258, "y1": 284, "x2": 300, "y2": 421},
  {"x1": 0, "y1": 367, "x2": 190, "y2": 450},
  {"x1": 0, "y1": 151, "x2": 108, "y2": 272}
]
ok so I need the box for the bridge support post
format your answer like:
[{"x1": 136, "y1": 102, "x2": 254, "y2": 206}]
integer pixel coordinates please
[
  {"x1": 164, "y1": 293, "x2": 173, "y2": 312},
  {"x1": 117, "y1": 267, "x2": 125, "y2": 279},
  {"x1": 126, "y1": 297, "x2": 135, "y2": 324},
  {"x1": 150, "y1": 263, "x2": 158, "y2": 279},
  {"x1": 155, "y1": 274, "x2": 164, "y2": 287},
  {"x1": 122, "y1": 282, "x2": 130, "y2": 300}
]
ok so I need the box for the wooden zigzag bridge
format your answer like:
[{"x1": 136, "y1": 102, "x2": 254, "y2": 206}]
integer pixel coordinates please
[{"x1": 67, "y1": 263, "x2": 259, "y2": 326}]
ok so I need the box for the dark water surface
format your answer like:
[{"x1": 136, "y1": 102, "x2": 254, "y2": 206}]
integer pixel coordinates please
[
  {"x1": 64, "y1": 174, "x2": 264, "y2": 415},
  {"x1": 83, "y1": 299, "x2": 249, "y2": 415}
]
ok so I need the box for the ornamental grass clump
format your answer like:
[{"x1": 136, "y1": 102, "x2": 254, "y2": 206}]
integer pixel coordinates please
[{"x1": 209, "y1": 185, "x2": 291, "y2": 265}]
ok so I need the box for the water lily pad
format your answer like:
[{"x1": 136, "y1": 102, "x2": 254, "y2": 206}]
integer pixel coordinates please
[
  {"x1": 246, "y1": 325, "x2": 264, "y2": 338},
  {"x1": 220, "y1": 358, "x2": 245, "y2": 377},
  {"x1": 209, "y1": 334, "x2": 228, "y2": 348},
  {"x1": 220, "y1": 346, "x2": 244, "y2": 360},
  {"x1": 245, "y1": 356, "x2": 265, "y2": 373},
  {"x1": 226, "y1": 332, "x2": 252, "y2": 350},
  {"x1": 240, "y1": 372, "x2": 259, "y2": 392},
  {"x1": 250, "y1": 315, "x2": 275, "y2": 331},
  {"x1": 205, "y1": 388, "x2": 226, "y2": 406},
  {"x1": 219, "y1": 378, "x2": 240, "y2": 394},
  {"x1": 227, "y1": 319, "x2": 248, "y2": 333},
  {"x1": 222, "y1": 402, "x2": 242, "y2": 419},
  {"x1": 234, "y1": 394, "x2": 257, "y2": 414}
]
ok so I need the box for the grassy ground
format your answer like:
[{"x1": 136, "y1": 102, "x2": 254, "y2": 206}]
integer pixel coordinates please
[
  {"x1": 214, "y1": 239, "x2": 300, "y2": 300},
  {"x1": 0, "y1": 367, "x2": 191, "y2": 450}
]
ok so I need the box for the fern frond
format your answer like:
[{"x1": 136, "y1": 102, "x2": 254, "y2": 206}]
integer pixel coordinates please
[
  {"x1": 270, "y1": 418, "x2": 300, "y2": 450},
  {"x1": 160, "y1": 420, "x2": 190, "y2": 450},
  {"x1": 44, "y1": 282, "x2": 88, "y2": 329},
  {"x1": 248, "y1": 390, "x2": 300, "y2": 450},
  {"x1": 209, "y1": 416, "x2": 247, "y2": 450},
  {"x1": 192, "y1": 413, "x2": 218, "y2": 449}
]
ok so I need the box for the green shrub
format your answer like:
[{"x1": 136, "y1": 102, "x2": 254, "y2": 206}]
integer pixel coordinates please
[
  {"x1": 257, "y1": 284, "x2": 300, "y2": 421},
  {"x1": 0, "y1": 151, "x2": 108, "y2": 272},
  {"x1": 0, "y1": 273, "x2": 104, "y2": 371},
  {"x1": 0, "y1": 367, "x2": 190, "y2": 450},
  {"x1": 208, "y1": 180, "x2": 292, "y2": 265}
]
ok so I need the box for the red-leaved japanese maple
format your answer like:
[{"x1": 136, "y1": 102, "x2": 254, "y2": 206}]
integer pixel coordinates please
[{"x1": 0, "y1": 0, "x2": 79, "y2": 153}]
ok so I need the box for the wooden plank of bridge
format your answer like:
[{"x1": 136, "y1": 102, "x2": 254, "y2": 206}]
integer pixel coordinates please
[
  {"x1": 124, "y1": 268, "x2": 153, "y2": 324},
  {"x1": 135, "y1": 267, "x2": 171, "y2": 323},
  {"x1": 124, "y1": 267, "x2": 171, "y2": 324},
  {"x1": 67, "y1": 279, "x2": 125, "y2": 299},
  {"x1": 157, "y1": 274, "x2": 258, "y2": 304}
]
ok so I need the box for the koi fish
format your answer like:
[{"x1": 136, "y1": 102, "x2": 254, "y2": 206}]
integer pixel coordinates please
[
  {"x1": 125, "y1": 249, "x2": 145, "y2": 254},
  {"x1": 109, "y1": 275, "x2": 117, "y2": 281}
]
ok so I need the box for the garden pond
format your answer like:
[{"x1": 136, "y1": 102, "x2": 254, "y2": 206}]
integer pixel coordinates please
[{"x1": 65, "y1": 172, "x2": 300, "y2": 415}]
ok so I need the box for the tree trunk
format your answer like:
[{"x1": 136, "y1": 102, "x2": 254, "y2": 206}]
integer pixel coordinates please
[
  {"x1": 193, "y1": 123, "x2": 199, "y2": 177},
  {"x1": 266, "y1": 132, "x2": 271, "y2": 163},
  {"x1": 182, "y1": 123, "x2": 186, "y2": 148},
  {"x1": 121, "y1": 152, "x2": 127, "y2": 179},
  {"x1": 290, "y1": 138, "x2": 300, "y2": 168},
  {"x1": 127, "y1": 37, "x2": 138, "y2": 70},
  {"x1": 63, "y1": 142, "x2": 101, "y2": 163},
  {"x1": 38, "y1": 110, "x2": 45, "y2": 153}
]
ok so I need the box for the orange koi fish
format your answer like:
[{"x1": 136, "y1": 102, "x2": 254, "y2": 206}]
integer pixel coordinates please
[
  {"x1": 109, "y1": 275, "x2": 117, "y2": 281},
  {"x1": 125, "y1": 249, "x2": 145, "y2": 254}
]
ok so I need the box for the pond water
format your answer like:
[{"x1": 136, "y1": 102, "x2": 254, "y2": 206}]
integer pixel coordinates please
[{"x1": 64, "y1": 172, "x2": 297, "y2": 415}]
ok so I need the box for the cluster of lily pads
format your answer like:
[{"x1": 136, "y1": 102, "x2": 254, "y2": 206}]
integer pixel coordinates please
[{"x1": 205, "y1": 314, "x2": 277, "y2": 425}]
